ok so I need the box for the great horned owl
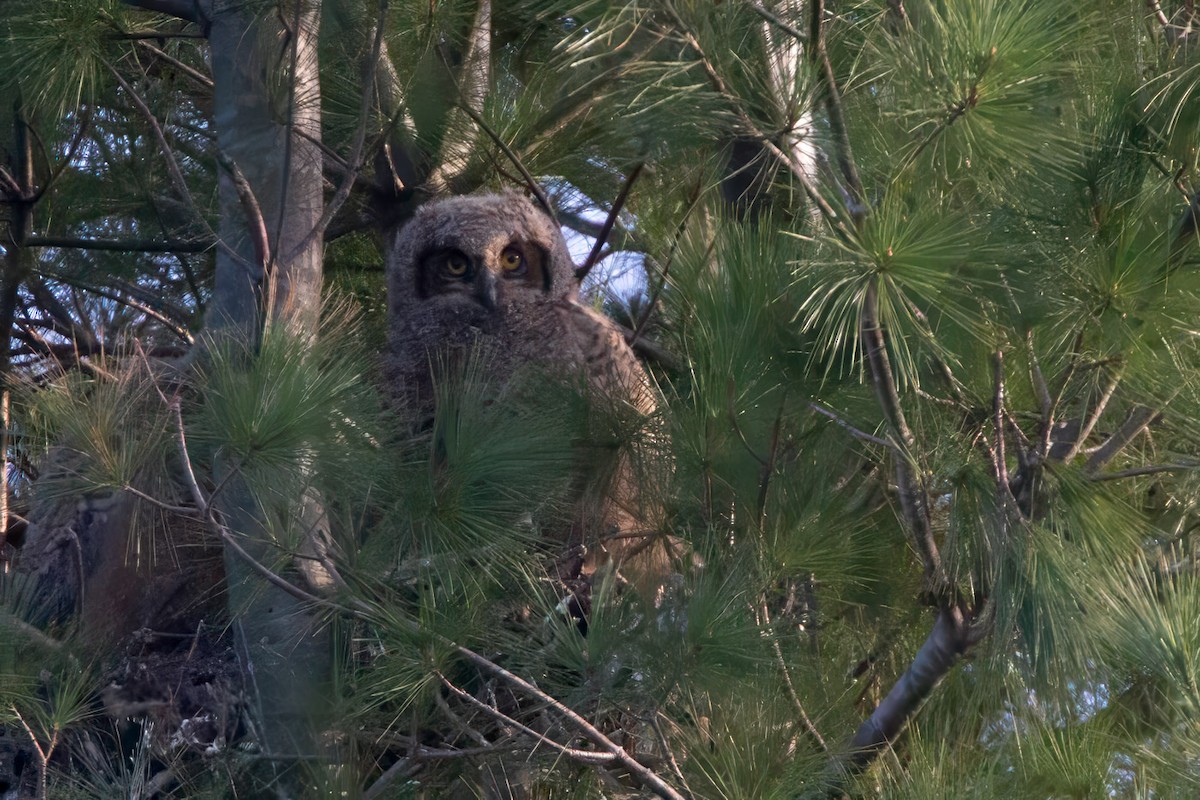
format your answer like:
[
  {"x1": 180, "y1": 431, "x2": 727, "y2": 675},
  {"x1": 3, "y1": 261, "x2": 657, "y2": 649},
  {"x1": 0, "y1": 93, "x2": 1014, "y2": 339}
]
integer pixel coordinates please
[{"x1": 386, "y1": 190, "x2": 672, "y2": 579}]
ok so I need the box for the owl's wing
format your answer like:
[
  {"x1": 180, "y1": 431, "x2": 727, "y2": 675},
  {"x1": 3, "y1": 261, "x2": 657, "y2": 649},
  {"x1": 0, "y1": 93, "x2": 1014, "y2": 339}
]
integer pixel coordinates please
[{"x1": 553, "y1": 300, "x2": 657, "y2": 418}]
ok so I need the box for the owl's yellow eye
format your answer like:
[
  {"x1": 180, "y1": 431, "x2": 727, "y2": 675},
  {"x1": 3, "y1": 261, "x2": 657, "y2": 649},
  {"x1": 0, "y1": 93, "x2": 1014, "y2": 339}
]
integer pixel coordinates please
[
  {"x1": 500, "y1": 247, "x2": 525, "y2": 274},
  {"x1": 444, "y1": 253, "x2": 469, "y2": 277}
]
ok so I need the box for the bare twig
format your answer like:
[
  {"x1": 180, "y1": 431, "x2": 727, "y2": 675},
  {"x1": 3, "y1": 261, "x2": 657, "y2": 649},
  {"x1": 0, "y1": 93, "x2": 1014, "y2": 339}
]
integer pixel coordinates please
[
  {"x1": 756, "y1": 392, "x2": 787, "y2": 527},
  {"x1": 649, "y1": 715, "x2": 696, "y2": 800},
  {"x1": 809, "y1": 402, "x2": 895, "y2": 450},
  {"x1": 992, "y1": 350, "x2": 1009, "y2": 489},
  {"x1": 761, "y1": 604, "x2": 828, "y2": 753},
  {"x1": 631, "y1": 187, "x2": 706, "y2": 345},
  {"x1": 1059, "y1": 371, "x2": 1121, "y2": 463},
  {"x1": 746, "y1": 1, "x2": 808, "y2": 42},
  {"x1": 212, "y1": 150, "x2": 269, "y2": 273},
  {"x1": 11, "y1": 704, "x2": 52, "y2": 800},
  {"x1": 106, "y1": 61, "x2": 250, "y2": 270},
  {"x1": 23, "y1": 235, "x2": 212, "y2": 253},
  {"x1": 668, "y1": 12, "x2": 850, "y2": 240},
  {"x1": 460, "y1": 102, "x2": 555, "y2": 222},
  {"x1": 438, "y1": 674, "x2": 615, "y2": 766},
  {"x1": 133, "y1": 40, "x2": 212, "y2": 88},
  {"x1": 807, "y1": 0, "x2": 864, "y2": 212},
  {"x1": 576, "y1": 163, "x2": 644, "y2": 282},
  {"x1": 451, "y1": 646, "x2": 687, "y2": 800},
  {"x1": 1091, "y1": 462, "x2": 1200, "y2": 482},
  {"x1": 861, "y1": 281, "x2": 945, "y2": 590},
  {"x1": 32, "y1": 108, "x2": 93, "y2": 202}
]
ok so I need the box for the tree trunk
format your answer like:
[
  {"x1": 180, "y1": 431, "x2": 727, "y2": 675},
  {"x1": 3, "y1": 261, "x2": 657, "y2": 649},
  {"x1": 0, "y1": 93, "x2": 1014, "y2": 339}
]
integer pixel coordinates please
[{"x1": 204, "y1": 0, "x2": 329, "y2": 762}]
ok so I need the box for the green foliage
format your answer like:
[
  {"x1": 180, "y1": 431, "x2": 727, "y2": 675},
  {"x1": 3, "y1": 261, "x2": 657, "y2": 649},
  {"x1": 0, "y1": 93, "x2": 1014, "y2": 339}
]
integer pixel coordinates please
[{"x1": 8, "y1": 0, "x2": 1200, "y2": 797}]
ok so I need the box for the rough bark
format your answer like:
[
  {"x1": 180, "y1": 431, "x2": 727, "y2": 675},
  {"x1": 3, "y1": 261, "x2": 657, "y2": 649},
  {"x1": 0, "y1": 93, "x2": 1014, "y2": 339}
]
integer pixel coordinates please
[
  {"x1": 205, "y1": 0, "x2": 324, "y2": 340},
  {"x1": 202, "y1": 0, "x2": 329, "y2": 762}
]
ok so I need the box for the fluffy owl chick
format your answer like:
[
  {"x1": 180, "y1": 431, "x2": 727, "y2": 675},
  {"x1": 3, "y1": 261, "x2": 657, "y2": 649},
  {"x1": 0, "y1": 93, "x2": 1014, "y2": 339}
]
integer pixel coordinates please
[{"x1": 386, "y1": 190, "x2": 671, "y2": 580}]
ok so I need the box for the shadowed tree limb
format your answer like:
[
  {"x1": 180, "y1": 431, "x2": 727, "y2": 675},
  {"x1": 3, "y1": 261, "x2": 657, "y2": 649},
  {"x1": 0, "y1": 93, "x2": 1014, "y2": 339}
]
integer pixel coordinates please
[
  {"x1": 797, "y1": 607, "x2": 970, "y2": 799},
  {"x1": 120, "y1": 0, "x2": 203, "y2": 24}
]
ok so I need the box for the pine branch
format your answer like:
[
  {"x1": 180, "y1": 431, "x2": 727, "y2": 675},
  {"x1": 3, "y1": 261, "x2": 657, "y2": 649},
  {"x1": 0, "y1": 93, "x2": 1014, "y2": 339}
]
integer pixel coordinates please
[
  {"x1": 1085, "y1": 405, "x2": 1162, "y2": 474},
  {"x1": 861, "y1": 281, "x2": 942, "y2": 585},
  {"x1": 1091, "y1": 462, "x2": 1200, "y2": 482},
  {"x1": 668, "y1": 10, "x2": 850, "y2": 240}
]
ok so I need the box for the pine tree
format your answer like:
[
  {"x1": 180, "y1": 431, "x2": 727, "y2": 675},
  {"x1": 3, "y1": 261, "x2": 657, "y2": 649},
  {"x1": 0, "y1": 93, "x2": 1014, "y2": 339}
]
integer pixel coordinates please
[{"x1": 1, "y1": 1, "x2": 1200, "y2": 797}]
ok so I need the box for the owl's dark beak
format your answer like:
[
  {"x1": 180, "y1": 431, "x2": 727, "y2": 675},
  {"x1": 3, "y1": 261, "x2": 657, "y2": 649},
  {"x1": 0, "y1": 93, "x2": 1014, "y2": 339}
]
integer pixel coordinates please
[{"x1": 475, "y1": 269, "x2": 498, "y2": 312}]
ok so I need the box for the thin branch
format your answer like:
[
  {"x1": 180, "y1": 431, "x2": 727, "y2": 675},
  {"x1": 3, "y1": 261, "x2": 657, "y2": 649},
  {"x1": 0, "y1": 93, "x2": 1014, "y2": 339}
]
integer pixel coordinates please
[
  {"x1": 133, "y1": 40, "x2": 212, "y2": 88},
  {"x1": 1091, "y1": 462, "x2": 1200, "y2": 482},
  {"x1": 576, "y1": 162, "x2": 644, "y2": 282},
  {"x1": 631, "y1": 185, "x2": 705, "y2": 346},
  {"x1": 756, "y1": 392, "x2": 787, "y2": 527},
  {"x1": 105, "y1": 61, "x2": 250, "y2": 270},
  {"x1": 896, "y1": 61, "x2": 991, "y2": 177},
  {"x1": 668, "y1": 13, "x2": 850, "y2": 241},
  {"x1": 0, "y1": 165, "x2": 21, "y2": 197},
  {"x1": 809, "y1": 402, "x2": 896, "y2": 450},
  {"x1": 212, "y1": 150, "x2": 269, "y2": 272},
  {"x1": 807, "y1": 0, "x2": 864, "y2": 212},
  {"x1": 728, "y1": 382, "x2": 768, "y2": 466},
  {"x1": 992, "y1": 350, "x2": 1009, "y2": 489},
  {"x1": 68, "y1": 281, "x2": 194, "y2": 343},
  {"x1": 362, "y1": 757, "x2": 421, "y2": 800},
  {"x1": 746, "y1": 1, "x2": 808, "y2": 42},
  {"x1": 122, "y1": 484, "x2": 197, "y2": 515},
  {"x1": 32, "y1": 108, "x2": 93, "y2": 202},
  {"x1": 861, "y1": 281, "x2": 943, "y2": 588},
  {"x1": 23, "y1": 235, "x2": 211, "y2": 253},
  {"x1": 558, "y1": 209, "x2": 639, "y2": 252},
  {"x1": 1060, "y1": 371, "x2": 1121, "y2": 463},
  {"x1": 459, "y1": 102, "x2": 555, "y2": 222},
  {"x1": 650, "y1": 715, "x2": 696, "y2": 800},
  {"x1": 11, "y1": 704, "x2": 50, "y2": 800},
  {"x1": 159, "y1": 393, "x2": 356, "y2": 617},
  {"x1": 113, "y1": 29, "x2": 207, "y2": 39},
  {"x1": 1148, "y1": 0, "x2": 1174, "y2": 31},
  {"x1": 761, "y1": 604, "x2": 828, "y2": 753},
  {"x1": 452, "y1": 645, "x2": 688, "y2": 800},
  {"x1": 1026, "y1": 331, "x2": 1052, "y2": 425}
]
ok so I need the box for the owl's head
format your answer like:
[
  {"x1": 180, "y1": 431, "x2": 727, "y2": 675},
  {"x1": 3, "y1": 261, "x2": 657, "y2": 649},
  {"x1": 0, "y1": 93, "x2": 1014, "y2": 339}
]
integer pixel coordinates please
[{"x1": 389, "y1": 190, "x2": 577, "y2": 319}]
